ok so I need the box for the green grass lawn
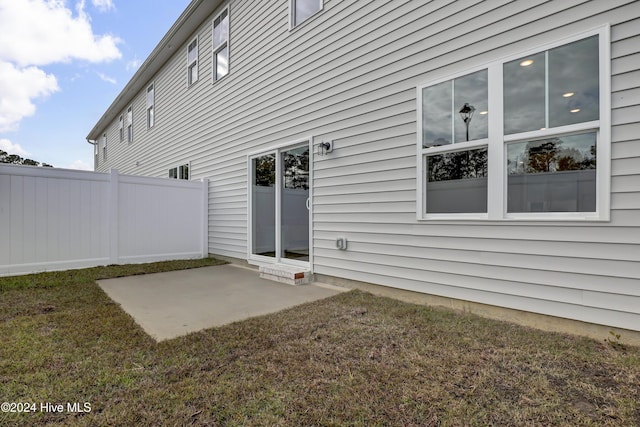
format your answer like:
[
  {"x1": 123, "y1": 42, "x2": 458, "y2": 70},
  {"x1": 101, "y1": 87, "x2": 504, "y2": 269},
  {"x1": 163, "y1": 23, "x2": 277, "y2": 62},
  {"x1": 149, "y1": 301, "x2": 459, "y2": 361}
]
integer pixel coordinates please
[{"x1": 1, "y1": 260, "x2": 639, "y2": 426}]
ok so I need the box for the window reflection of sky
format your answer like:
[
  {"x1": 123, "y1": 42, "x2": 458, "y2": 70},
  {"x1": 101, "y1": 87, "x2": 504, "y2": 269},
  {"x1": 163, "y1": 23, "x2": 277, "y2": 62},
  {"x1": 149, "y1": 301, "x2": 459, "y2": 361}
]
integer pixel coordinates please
[
  {"x1": 504, "y1": 36, "x2": 598, "y2": 134},
  {"x1": 422, "y1": 70, "x2": 488, "y2": 147},
  {"x1": 549, "y1": 36, "x2": 599, "y2": 127}
]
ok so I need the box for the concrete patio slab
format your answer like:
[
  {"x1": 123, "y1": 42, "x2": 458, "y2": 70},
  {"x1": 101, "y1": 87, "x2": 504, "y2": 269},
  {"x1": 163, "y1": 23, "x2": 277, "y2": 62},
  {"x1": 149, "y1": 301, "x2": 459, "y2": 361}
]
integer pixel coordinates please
[{"x1": 97, "y1": 264, "x2": 346, "y2": 341}]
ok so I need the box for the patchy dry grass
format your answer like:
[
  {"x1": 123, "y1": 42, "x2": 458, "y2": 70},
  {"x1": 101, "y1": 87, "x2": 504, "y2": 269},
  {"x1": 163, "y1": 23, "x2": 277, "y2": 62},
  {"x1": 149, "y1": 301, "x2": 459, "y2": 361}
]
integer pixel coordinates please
[{"x1": 1, "y1": 261, "x2": 639, "y2": 426}]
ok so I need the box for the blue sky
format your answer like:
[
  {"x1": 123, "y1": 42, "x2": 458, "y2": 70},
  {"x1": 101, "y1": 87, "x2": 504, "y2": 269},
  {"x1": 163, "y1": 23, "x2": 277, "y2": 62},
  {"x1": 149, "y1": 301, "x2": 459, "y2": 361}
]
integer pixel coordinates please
[{"x1": 0, "y1": 0, "x2": 191, "y2": 170}]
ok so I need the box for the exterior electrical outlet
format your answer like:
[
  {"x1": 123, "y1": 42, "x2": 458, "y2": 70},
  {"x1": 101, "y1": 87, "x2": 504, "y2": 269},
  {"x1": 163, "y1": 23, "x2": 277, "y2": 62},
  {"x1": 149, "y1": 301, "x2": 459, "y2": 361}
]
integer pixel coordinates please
[{"x1": 336, "y1": 238, "x2": 347, "y2": 251}]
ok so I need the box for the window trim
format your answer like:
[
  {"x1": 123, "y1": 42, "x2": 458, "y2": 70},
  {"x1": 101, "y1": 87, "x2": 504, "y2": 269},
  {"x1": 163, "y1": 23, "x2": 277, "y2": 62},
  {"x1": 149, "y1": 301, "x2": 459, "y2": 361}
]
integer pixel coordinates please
[
  {"x1": 289, "y1": 0, "x2": 324, "y2": 29},
  {"x1": 146, "y1": 82, "x2": 155, "y2": 130},
  {"x1": 168, "y1": 162, "x2": 191, "y2": 180},
  {"x1": 118, "y1": 114, "x2": 124, "y2": 142},
  {"x1": 416, "y1": 26, "x2": 610, "y2": 222},
  {"x1": 212, "y1": 7, "x2": 230, "y2": 83},
  {"x1": 126, "y1": 105, "x2": 133, "y2": 144},
  {"x1": 187, "y1": 36, "x2": 198, "y2": 87},
  {"x1": 102, "y1": 133, "x2": 107, "y2": 161}
]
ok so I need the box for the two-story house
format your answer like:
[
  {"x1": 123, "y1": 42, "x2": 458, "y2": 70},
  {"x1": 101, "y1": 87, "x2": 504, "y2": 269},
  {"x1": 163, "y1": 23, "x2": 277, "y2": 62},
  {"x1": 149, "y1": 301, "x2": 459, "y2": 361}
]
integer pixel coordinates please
[{"x1": 87, "y1": 0, "x2": 640, "y2": 335}]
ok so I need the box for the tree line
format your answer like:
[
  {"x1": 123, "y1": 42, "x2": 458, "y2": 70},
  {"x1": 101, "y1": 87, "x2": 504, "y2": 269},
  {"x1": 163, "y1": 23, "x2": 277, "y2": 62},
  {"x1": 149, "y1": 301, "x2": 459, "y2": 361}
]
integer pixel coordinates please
[{"x1": 0, "y1": 150, "x2": 53, "y2": 168}]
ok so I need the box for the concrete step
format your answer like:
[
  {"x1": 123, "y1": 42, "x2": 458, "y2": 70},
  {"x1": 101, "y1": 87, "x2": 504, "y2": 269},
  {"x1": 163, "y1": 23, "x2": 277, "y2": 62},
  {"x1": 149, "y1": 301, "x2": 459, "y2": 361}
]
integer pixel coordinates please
[{"x1": 259, "y1": 264, "x2": 312, "y2": 286}]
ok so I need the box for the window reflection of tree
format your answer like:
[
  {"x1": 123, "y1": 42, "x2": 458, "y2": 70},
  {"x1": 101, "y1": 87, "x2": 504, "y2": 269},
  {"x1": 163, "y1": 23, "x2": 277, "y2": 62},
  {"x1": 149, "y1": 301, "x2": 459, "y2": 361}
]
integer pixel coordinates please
[
  {"x1": 515, "y1": 137, "x2": 596, "y2": 175},
  {"x1": 254, "y1": 155, "x2": 276, "y2": 187},
  {"x1": 283, "y1": 149, "x2": 309, "y2": 190},
  {"x1": 427, "y1": 148, "x2": 488, "y2": 182}
]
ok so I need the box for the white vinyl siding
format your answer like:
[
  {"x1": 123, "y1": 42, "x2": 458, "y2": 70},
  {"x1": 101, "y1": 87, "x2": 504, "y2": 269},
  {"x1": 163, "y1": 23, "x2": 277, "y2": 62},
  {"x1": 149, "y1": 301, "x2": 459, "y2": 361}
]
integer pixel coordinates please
[{"x1": 90, "y1": 1, "x2": 640, "y2": 332}]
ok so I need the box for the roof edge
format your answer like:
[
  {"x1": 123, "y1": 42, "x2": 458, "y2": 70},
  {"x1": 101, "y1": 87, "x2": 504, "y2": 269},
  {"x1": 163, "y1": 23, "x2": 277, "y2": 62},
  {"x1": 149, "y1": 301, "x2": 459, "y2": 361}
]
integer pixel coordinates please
[{"x1": 86, "y1": 0, "x2": 222, "y2": 141}]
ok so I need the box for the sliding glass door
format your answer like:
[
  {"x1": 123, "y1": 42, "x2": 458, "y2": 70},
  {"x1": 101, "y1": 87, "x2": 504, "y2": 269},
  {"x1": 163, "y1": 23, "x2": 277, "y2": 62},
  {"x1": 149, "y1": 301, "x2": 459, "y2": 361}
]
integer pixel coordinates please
[{"x1": 250, "y1": 142, "x2": 310, "y2": 264}]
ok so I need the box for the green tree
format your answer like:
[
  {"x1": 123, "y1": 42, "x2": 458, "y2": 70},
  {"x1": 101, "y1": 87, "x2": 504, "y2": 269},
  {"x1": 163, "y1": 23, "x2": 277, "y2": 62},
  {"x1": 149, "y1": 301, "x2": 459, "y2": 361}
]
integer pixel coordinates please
[{"x1": 0, "y1": 149, "x2": 53, "y2": 167}]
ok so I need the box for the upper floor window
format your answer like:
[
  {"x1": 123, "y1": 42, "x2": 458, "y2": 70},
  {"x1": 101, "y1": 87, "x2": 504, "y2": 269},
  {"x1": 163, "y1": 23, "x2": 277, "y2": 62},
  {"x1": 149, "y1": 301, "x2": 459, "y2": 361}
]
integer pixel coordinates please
[
  {"x1": 126, "y1": 105, "x2": 133, "y2": 143},
  {"x1": 213, "y1": 8, "x2": 229, "y2": 81},
  {"x1": 187, "y1": 38, "x2": 198, "y2": 86},
  {"x1": 291, "y1": 0, "x2": 322, "y2": 27},
  {"x1": 146, "y1": 83, "x2": 155, "y2": 129},
  {"x1": 102, "y1": 133, "x2": 107, "y2": 160},
  {"x1": 169, "y1": 163, "x2": 189, "y2": 180},
  {"x1": 417, "y1": 29, "x2": 609, "y2": 221},
  {"x1": 118, "y1": 114, "x2": 124, "y2": 142}
]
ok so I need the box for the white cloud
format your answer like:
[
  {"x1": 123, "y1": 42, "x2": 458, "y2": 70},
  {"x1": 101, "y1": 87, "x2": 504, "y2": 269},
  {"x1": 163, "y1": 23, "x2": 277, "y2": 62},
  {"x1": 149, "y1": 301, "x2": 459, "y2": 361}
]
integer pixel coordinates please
[
  {"x1": 0, "y1": 0, "x2": 122, "y2": 131},
  {"x1": 0, "y1": 138, "x2": 30, "y2": 156},
  {"x1": 91, "y1": 0, "x2": 115, "y2": 13},
  {"x1": 126, "y1": 57, "x2": 142, "y2": 72},
  {"x1": 0, "y1": 0, "x2": 122, "y2": 67},
  {"x1": 97, "y1": 72, "x2": 117, "y2": 85},
  {"x1": 68, "y1": 159, "x2": 93, "y2": 170},
  {"x1": 0, "y1": 62, "x2": 59, "y2": 131}
]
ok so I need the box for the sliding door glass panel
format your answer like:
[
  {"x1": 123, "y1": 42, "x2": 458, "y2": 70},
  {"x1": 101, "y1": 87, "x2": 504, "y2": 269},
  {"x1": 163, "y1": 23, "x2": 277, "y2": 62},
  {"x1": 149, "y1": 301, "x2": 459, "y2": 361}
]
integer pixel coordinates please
[
  {"x1": 281, "y1": 146, "x2": 309, "y2": 261},
  {"x1": 252, "y1": 154, "x2": 276, "y2": 257}
]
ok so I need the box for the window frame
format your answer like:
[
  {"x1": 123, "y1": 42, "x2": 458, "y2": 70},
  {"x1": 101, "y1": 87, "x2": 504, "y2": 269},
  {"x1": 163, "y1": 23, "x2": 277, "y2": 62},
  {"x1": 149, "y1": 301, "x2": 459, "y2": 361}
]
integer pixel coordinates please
[
  {"x1": 118, "y1": 114, "x2": 124, "y2": 142},
  {"x1": 289, "y1": 0, "x2": 323, "y2": 29},
  {"x1": 416, "y1": 26, "x2": 610, "y2": 222},
  {"x1": 146, "y1": 82, "x2": 155, "y2": 129},
  {"x1": 126, "y1": 105, "x2": 133, "y2": 144},
  {"x1": 168, "y1": 162, "x2": 190, "y2": 180},
  {"x1": 102, "y1": 133, "x2": 107, "y2": 161},
  {"x1": 212, "y1": 7, "x2": 230, "y2": 83},
  {"x1": 187, "y1": 36, "x2": 198, "y2": 86}
]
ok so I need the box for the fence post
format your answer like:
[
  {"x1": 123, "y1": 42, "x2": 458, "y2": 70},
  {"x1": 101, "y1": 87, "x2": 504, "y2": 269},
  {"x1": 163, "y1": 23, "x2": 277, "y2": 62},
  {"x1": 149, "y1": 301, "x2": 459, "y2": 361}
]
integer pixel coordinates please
[
  {"x1": 108, "y1": 169, "x2": 119, "y2": 265},
  {"x1": 201, "y1": 178, "x2": 209, "y2": 258}
]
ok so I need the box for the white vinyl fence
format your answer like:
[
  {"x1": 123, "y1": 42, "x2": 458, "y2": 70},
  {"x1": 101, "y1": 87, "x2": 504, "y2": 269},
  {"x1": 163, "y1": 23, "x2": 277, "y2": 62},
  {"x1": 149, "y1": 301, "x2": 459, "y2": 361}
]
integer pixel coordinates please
[{"x1": 0, "y1": 164, "x2": 208, "y2": 276}]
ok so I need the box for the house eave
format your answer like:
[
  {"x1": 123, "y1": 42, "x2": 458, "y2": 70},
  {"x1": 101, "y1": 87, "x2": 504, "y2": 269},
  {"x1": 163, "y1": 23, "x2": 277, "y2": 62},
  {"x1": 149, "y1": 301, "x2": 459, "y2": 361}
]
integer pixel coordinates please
[{"x1": 86, "y1": 0, "x2": 223, "y2": 141}]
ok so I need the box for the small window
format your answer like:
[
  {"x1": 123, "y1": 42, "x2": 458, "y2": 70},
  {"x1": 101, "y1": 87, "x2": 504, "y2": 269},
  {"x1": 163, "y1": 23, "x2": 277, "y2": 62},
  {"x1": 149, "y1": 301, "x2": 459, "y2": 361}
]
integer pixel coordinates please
[
  {"x1": 213, "y1": 8, "x2": 229, "y2": 81},
  {"x1": 187, "y1": 38, "x2": 198, "y2": 86},
  {"x1": 118, "y1": 115, "x2": 124, "y2": 142},
  {"x1": 126, "y1": 106, "x2": 133, "y2": 143},
  {"x1": 291, "y1": 0, "x2": 322, "y2": 27},
  {"x1": 146, "y1": 83, "x2": 155, "y2": 129},
  {"x1": 102, "y1": 133, "x2": 107, "y2": 161},
  {"x1": 169, "y1": 164, "x2": 189, "y2": 180}
]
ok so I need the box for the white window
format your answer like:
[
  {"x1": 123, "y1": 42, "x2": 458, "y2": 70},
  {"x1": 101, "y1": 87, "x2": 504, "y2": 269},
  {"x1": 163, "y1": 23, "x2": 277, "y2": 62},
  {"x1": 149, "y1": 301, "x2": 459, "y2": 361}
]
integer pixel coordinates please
[
  {"x1": 417, "y1": 28, "x2": 610, "y2": 221},
  {"x1": 187, "y1": 38, "x2": 198, "y2": 86},
  {"x1": 126, "y1": 106, "x2": 133, "y2": 143},
  {"x1": 146, "y1": 83, "x2": 155, "y2": 129},
  {"x1": 118, "y1": 114, "x2": 124, "y2": 142},
  {"x1": 102, "y1": 133, "x2": 107, "y2": 161},
  {"x1": 212, "y1": 8, "x2": 229, "y2": 81},
  {"x1": 291, "y1": 0, "x2": 322, "y2": 27},
  {"x1": 169, "y1": 164, "x2": 189, "y2": 180}
]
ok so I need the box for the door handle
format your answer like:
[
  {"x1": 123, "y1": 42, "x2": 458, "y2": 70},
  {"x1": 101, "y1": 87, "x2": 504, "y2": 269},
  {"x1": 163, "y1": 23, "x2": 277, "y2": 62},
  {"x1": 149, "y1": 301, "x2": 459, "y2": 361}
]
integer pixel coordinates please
[{"x1": 306, "y1": 197, "x2": 310, "y2": 210}]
